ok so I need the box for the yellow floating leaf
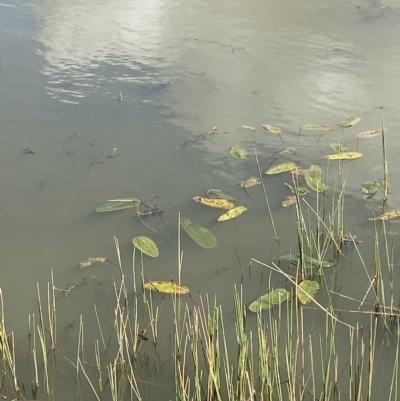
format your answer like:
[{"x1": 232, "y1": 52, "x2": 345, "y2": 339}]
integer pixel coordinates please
[
  {"x1": 282, "y1": 196, "x2": 296, "y2": 207},
  {"x1": 241, "y1": 176, "x2": 261, "y2": 188},
  {"x1": 301, "y1": 124, "x2": 333, "y2": 131},
  {"x1": 80, "y1": 257, "x2": 107, "y2": 268},
  {"x1": 325, "y1": 152, "x2": 363, "y2": 160},
  {"x1": 218, "y1": 206, "x2": 247, "y2": 222},
  {"x1": 356, "y1": 129, "x2": 383, "y2": 139},
  {"x1": 297, "y1": 280, "x2": 320, "y2": 305},
  {"x1": 230, "y1": 145, "x2": 247, "y2": 159},
  {"x1": 266, "y1": 162, "x2": 296, "y2": 175},
  {"x1": 193, "y1": 196, "x2": 234, "y2": 209},
  {"x1": 262, "y1": 124, "x2": 281, "y2": 134},
  {"x1": 241, "y1": 125, "x2": 256, "y2": 131},
  {"x1": 368, "y1": 210, "x2": 400, "y2": 221},
  {"x1": 144, "y1": 281, "x2": 189, "y2": 295}
]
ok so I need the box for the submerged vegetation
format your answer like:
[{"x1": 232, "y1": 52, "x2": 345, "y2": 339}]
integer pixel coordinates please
[{"x1": 1, "y1": 117, "x2": 400, "y2": 401}]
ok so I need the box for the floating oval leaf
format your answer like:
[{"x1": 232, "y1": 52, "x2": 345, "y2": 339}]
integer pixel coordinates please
[
  {"x1": 241, "y1": 125, "x2": 256, "y2": 131},
  {"x1": 325, "y1": 152, "x2": 363, "y2": 160},
  {"x1": 297, "y1": 280, "x2": 320, "y2": 305},
  {"x1": 356, "y1": 129, "x2": 382, "y2": 139},
  {"x1": 241, "y1": 176, "x2": 261, "y2": 188},
  {"x1": 266, "y1": 162, "x2": 296, "y2": 175},
  {"x1": 305, "y1": 176, "x2": 326, "y2": 192},
  {"x1": 361, "y1": 181, "x2": 378, "y2": 199},
  {"x1": 218, "y1": 206, "x2": 247, "y2": 222},
  {"x1": 276, "y1": 147, "x2": 296, "y2": 157},
  {"x1": 80, "y1": 257, "x2": 107, "y2": 269},
  {"x1": 262, "y1": 124, "x2": 281, "y2": 134},
  {"x1": 307, "y1": 164, "x2": 323, "y2": 179},
  {"x1": 292, "y1": 167, "x2": 310, "y2": 177},
  {"x1": 180, "y1": 218, "x2": 217, "y2": 249},
  {"x1": 96, "y1": 198, "x2": 141, "y2": 212},
  {"x1": 302, "y1": 124, "x2": 333, "y2": 131},
  {"x1": 144, "y1": 281, "x2": 189, "y2": 295},
  {"x1": 230, "y1": 145, "x2": 247, "y2": 159},
  {"x1": 249, "y1": 289, "x2": 290, "y2": 312},
  {"x1": 284, "y1": 183, "x2": 309, "y2": 196},
  {"x1": 206, "y1": 189, "x2": 239, "y2": 201},
  {"x1": 193, "y1": 196, "x2": 234, "y2": 209},
  {"x1": 282, "y1": 196, "x2": 296, "y2": 207},
  {"x1": 330, "y1": 143, "x2": 349, "y2": 153},
  {"x1": 132, "y1": 236, "x2": 159, "y2": 257},
  {"x1": 280, "y1": 254, "x2": 332, "y2": 269},
  {"x1": 368, "y1": 210, "x2": 400, "y2": 221},
  {"x1": 338, "y1": 117, "x2": 361, "y2": 128}
]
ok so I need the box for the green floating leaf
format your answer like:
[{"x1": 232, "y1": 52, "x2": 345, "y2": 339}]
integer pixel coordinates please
[
  {"x1": 325, "y1": 152, "x2": 362, "y2": 160},
  {"x1": 132, "y1": 236, "x2": 159, "y2": 257},
  {"x1": 338, "y1": 117, "x2": 361, "y2": 128},
  {"x1": 266, "y1": 162, "x2": 296, "y2": 175},
  {"x1": 330, "y1": 143, "x2": 349, "y2": 153},
  {"x1": 206, "y1": 189, "x2": 238, "y2": 201},
  {"x1": 276, "y1": 147, "x2": 296, "y2": 157},
  {"x1": 297, "y1": 280, "x2": 320, "y2": 305},
  {"x1": 356, "y1": 129, "x2": 382, "y2": 139},
  {"x1": 249, "y1": 289, "x2": 290, "y2": 312},
  {"x1": 302, "y1": 124, "x2": 333, "y2": 131},
  {"x1": 96, "y1": 198, "x2": 141, "y2": 212},
  {"x1": 284, "y1": 183, "x2": 309, "y2": 196},
  {"x1": 280, "y1": 254, "x2": 332, "y2": 269},
  {"x1": 262, "y1": 124, "x2": 281, "y2": 134},
  {"x1": 180, "y1": 218, "x2": 217, "y2": 249},
  {"x1": 305, "y1": 176, "x2": 326, "y2": 192},
  {"x1": 361, "y1": 181, "x2": 378, "y2": 199},
  {"x1": 218, "y1": 206, "x2": 247, "y2": 222},
  {"x1": 144, "y1": 281, "x2": 189, "y2": 294},
  {"x1": 376, "y1": 179, "x2": 390, "y2": 193},
  {"x1": 307, "y1": 164, "x2": 323, "y2": 180},
  {"x1": 230, "y1": 145, "x2": 247, "y2": 159},
  {"x1": 368, "y1": 210, "x2": 400, "y2": 221},
  {"x1": 241, "y1": 176, "x2": 261, "y2": 188}
]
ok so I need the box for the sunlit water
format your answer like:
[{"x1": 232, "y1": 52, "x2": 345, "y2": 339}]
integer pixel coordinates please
[{"x1": 1, "y1": 0, "x2": 400, "y2": 398}]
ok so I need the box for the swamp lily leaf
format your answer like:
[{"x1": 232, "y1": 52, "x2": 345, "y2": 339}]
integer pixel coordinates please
[
  {"x1": 262, "y1": 124, "x2": 281, "y2": 134},
  {"x1": 266, "y1": 162, "x2": 296, "y2": 175},
  {"x1": 302, "y1": 124, "x2": 333, "y2": 131},
  {"x1": 282, "y1": 196, "x2": 296, "y2": 207},
  {"x1": 230, "y1": 145, "x2": 247, "y2": 159},
  {"x1": 206, "y1": 189, "x2": 239, "y2": 201},
  {"x1": 297, "y1": 280, "x2": 320, "y2": 305},
  {"x1": 241, "y1": 176, "x2": 261, "y2": 188},
  {"x1": 361, "y1": 181, "x2": 378, "y2": 199},
  {"x1": 180, "y1": 218, "x2": 217, "y2": 249},
  {"x1": 284, "y1": 183, "x2": 309, "y2": 196},
  {"x1": 368, "y1": 210, "x2": 400, "y2": 221},
  {"x1": 356, "y1": 129, "x2": 383, "y2": 139},
  {"x1": 280, "y1": 254, "x2": 332, "y2": 269},
  {"x1": 193, "y1": 196, "x2": 234, "y2": 209},
  {"x1": 80, "y1": 257, "x2": 107, "y2": 268},
  {"x1": 276, "y1": 147, "x2": 296, "y2": 157},
  {"x1": 96, "y1": 198, "x2": 141, "y2": 212},
  {"x1": 330, "y1": 143, "x2": 349, "y2": 153},
  {"x1": 248, "y1": 289, "x2": 290, "y2": 312},
  {"x1": 132, "y1": 236, "x2": 159, "y2": 257},
  {"x1": 144, "y1": 281, "x2": 189, "y2": 295},
  {"x1": 325, "y1": 152, "x2": 363, "y2": 160},
  {"x1": 218, "y1": 206, "x2": 247, "y2": 222},
  {"x1": 338, "y1": 117, "x2": 361, "y2": 128},
  {"x1": 241, "y1": 125, "x2": 256, "y2": 131}
]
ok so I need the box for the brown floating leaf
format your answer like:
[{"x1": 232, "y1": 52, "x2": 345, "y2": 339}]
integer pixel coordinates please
[
  {"x1": 301, "y1": 124, "x2": 333, "y2": 131},
  {"x1": 356, "y1": 129, "x2": 382, "y2": 139},
  {"x1": 241, "y1": 176, "x2": 261, "y2": 188},
  {"x1": 193, "y1": 196, "x2": 234, "y2": 209},
  {"x1": 368, "y1": 210, "x2": 400, "y2": 221},
  {"x1": 282, "y1": 196, "x2": 296, "y2": 207},
  {"x1": 80, "y1": 257, "x2": 107, "y2": 268},
  {"x1": 262, "y1": 124, "x2": 281, "y2": 134}
]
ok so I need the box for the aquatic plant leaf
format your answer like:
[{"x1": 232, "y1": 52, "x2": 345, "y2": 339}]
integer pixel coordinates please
[
  {"x1": 206, "y1": 189, "x2": 238, "y2": 201},
  {"x1": 338, "y1": 117, "x2": 361, "y2": 128},
  {"x1": 248, "y1": 289, "x2": 290, "y2": 312},
  {"x1": 280, "y1": 254, "x2": 332, "y2": 269},
  {"x1": 302, "y1": 124, "x2": 333, "y2": 131},
  {"x1": 282, "y1": 196, "x2": 296, "y2": 207},
  {"x1": 297, "y1": 280, "x2": 320, "y2": 305},
  {"x1": 307, "y1": 164, "x2": 323, "y2": 180},
  {"x1": 180, "y1": 218, "x2": 217, "y2": 249},
  {"x1": 193, "y1": 196, "x2": 234, "y2": 209},
  {"x1": 262, "y1": 124, "x2": 281, "y2": 134},
  {"x1": 284, "y1": 183, "x2": 309, "y2": 196},
  {"x1": 292, "y1": 167, "x2": 310, "y2": 177},
  {"x1": 218, "y1": 206, "x2": 247, "y2": 222},
  {"x1": 80, "y1": 257, "x2": 107, "y2": 268},
  {"x1": 230, "y1": 145, "x2": 247, "y2": 159},
  {"x1": 241, "y1": 176, "x2": 261, "y2": 188},
  {"x1": 325, "y1": 152, "x2": 363, "y2": 160},
  {"x1": 368, "y1": 210, "x2": 400, "y2": 221},
  {"x1": 376, "y1": 179, "x2": 390, "y2": 193},
  {"x1": 361, "y1": 181, "x2": 378, "y2": 199},
  {"x1": 356, "y1": 129, "x2": 382, "y2": 139},
  {"x1": 276, "y1": 147, "x2": 296, "y2": 157},
  {"x1": 266, "y1": 162, "x2": 296, "y2": 175},
  {"x1": 241, "y1": 125, "x2": 256, "y2": 131},
  {"x1": 132, "y1": 236, "x2": 159, "y2": 257},
  {"x1": 305, "y1": 175, "x2": 326, "y2": 192},
  {"x1": 144, "y1": 281, "x2": 189, "y2": 295},
  {"x1": 96, "y1": 198, "x2": 141, "y2": 212},
  {"x1": 330, "y1": 143, "x2": 349, "y2": 153}
]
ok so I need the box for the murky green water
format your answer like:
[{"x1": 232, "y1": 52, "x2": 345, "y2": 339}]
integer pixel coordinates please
[{"x1": 1, "y1": 0, "x2": 400, "y2": 399}]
